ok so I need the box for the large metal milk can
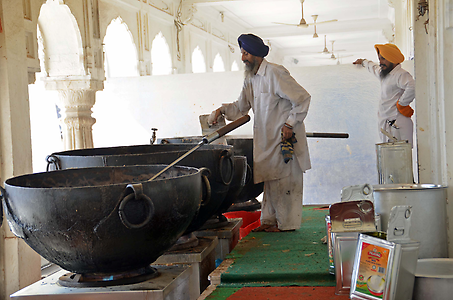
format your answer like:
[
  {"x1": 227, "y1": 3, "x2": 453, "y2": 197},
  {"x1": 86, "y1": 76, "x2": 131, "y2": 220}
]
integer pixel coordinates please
[{"x1": 376, "y1": 140, "x2": 413, "y2": 184}]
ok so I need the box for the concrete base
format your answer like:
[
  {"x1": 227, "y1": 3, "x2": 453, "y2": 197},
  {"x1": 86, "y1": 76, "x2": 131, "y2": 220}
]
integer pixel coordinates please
[
  {"x1": 10, "y1": 265, "x2": 193, "y2": 300},
  {"x1": 154, "y1": 237, "x2": 218, "y2": 298},
  {"x1": 194, "y1": 219, "x2": 242, "y2": 261}
]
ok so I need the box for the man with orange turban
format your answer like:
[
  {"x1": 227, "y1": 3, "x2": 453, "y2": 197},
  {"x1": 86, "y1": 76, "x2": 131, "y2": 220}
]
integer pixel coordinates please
[{"x1": 353, "y1": 43, "x2": 415, "y2": 146}]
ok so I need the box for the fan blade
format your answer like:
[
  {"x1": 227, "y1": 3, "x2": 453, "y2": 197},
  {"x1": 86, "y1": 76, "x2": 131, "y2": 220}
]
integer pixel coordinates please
[
  {"x1": 305, "y1": 19, "x2": 338, "y2": 26},
  {"x1": 315, "y1": 19, "x2": 338, "y2": 24},
  {"x1": 272, "y1": 22, "x2": 309, "y2": 28}
]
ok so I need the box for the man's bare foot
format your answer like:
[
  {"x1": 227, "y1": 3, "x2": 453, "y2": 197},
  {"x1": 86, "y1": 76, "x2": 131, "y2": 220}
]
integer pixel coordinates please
[
  {"x1": 264, "y1": 226, "x2": 295, "y2": 232},
  {"x1": 252, "y1": 224, "x2": 273, "y2": 232}
]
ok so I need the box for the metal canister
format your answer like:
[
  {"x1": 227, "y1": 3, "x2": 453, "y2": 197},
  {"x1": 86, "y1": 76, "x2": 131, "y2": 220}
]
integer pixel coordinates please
[
  {"x1": 329, "y1": 200, "x2": 378, "y2": 295},
  {"x1": 350, "y1": 206, "x2": 420, "y2": 300},
  {"x1": 376, "y1": 141, "x2": 413, "y2": 184}
]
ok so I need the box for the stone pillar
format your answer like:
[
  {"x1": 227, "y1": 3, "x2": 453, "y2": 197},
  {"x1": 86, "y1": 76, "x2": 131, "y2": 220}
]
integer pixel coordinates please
[
  {"x1": 0, "y1": 0, "x2": 42, "y2": 299},
  {"x1": 58, "y1": 89, "x2": 96, "y2": 150},
  {"x1": 45, "y1": 79, "x2": 103, "y2": 150}
]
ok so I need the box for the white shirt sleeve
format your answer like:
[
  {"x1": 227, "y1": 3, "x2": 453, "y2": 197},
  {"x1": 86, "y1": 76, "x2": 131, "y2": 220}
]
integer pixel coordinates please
[
  {"x1": 363, "y1": 59, "x2": 381, "y2": 79},
  {"x1": 274, "y1": 67, "x2": 311, "y2": 127},
  {"x1": 221, "y1": 80, "x2": 252, "y2": 121},
  {"x1": 396, "y1": 72, "x2": 415, "y2": 106}
]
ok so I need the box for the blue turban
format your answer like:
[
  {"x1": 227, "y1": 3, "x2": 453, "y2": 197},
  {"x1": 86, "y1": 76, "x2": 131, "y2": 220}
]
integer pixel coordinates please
[{"x1": 238, "y1": 34, "x2": 269, "y2": 58}]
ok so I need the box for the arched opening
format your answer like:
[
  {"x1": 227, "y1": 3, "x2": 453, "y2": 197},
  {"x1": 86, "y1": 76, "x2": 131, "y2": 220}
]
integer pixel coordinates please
[
  {"x1": 192, "y1": 46, "x2": 206, "y2": 73},
  {"x1": 231, "y1": 60, "x2": 240, "y2": 71},
  {"x1": 151, "y1": 32, "x2": 172, "y2": 75},
  {"x1": 212, "y1": 53, "x2": 225, "y2": 72},
  {"x1": 103, "y1": 17, "x2": 139, "y2": 78},
  {"x1": 37, "y1": 0, "x2": 85, "y2": 76}
]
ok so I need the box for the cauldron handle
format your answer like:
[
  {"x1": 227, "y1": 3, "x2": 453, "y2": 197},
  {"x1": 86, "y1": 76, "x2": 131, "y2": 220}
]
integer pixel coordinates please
[
  {"x1": 219, "y1": 150, "x2": 234, "y2": 186},
  {"x1": 46, "y1": 154, "x2": 61, "y2": 171},
  {"x1": 199, "y1": 167, "x2": 211, "y2": 207},
  {"x1": 244, "y1": 164, "x2": 253, "y2": 185},
  {"x1": 118, "y1": 183, "x2": 155, "y2": 229}
]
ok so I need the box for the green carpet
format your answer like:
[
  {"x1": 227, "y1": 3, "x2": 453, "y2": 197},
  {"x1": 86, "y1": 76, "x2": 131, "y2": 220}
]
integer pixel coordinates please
[{"x1": 219, "y1": 206, "x2": 335, "y2": 288}]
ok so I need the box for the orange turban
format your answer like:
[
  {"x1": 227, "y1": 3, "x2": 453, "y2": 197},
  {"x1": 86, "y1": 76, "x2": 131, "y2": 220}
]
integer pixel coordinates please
[{"x1": 374, "y1": 44, "x2": 405, "y2": 64}]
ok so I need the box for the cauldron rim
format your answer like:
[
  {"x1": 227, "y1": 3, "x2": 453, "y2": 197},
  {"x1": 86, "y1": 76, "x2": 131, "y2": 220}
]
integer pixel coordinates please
[{"x1": 5, "y1": 164, "x2": 200, "y2": 190}]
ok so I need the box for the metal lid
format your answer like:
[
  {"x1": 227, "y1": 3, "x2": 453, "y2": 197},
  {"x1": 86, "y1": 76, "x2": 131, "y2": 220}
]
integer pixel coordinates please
[{"x1": 373, "y1": 184, "x2": 445, "y2": 191}]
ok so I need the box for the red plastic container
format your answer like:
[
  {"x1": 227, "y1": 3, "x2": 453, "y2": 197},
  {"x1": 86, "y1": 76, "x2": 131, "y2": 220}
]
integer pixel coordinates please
[{"x1": 223, "y1": 211, "x2": 261, "y2": 239}]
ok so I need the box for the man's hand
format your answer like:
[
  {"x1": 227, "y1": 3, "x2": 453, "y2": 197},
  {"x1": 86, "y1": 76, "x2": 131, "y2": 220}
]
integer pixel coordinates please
[
  {"x1": 353, "y1": 59, "x2": 364, "y2": 65},
  {"x1": 208, "y1": 108, "x2": 222, "y2": 125},
  {"x1": 282, "y1": 124, "x2": 293, "y2": 140}
]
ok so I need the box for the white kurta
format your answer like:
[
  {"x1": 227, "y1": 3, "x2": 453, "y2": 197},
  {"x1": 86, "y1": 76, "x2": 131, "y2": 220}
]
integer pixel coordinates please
[
  {"x1": 362, "y1": 60, "x2": 415, "y2": 144},
  {"x1": 221, "y1": 59, "x2": 311, "y2": 184}
]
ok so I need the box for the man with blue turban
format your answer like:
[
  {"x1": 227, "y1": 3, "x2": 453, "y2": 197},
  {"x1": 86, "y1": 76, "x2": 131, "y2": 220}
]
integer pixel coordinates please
[
  {"x1": 208, "y1": 33, "x2": 311, "y2": 232},
  {"x1": 353, "y1": 44, "x2": 415, "y2": 146}
]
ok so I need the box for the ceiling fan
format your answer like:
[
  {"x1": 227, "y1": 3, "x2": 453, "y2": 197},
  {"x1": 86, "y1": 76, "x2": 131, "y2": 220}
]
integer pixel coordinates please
[
  {"x1": 273, "y1": 0, "x2": 337, "y2": 37},
  {"x1": 335, "y1": 54, "x2": 354, "y2": 65}
]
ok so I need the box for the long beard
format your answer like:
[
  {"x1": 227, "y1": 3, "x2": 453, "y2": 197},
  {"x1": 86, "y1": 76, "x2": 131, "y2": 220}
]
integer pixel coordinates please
[
  {"x1": 379, "y1": 63, "x2": 395, "y2": 79},
  {"x1": 244, "y1": 60, "x2": 260, "y2": 79}
]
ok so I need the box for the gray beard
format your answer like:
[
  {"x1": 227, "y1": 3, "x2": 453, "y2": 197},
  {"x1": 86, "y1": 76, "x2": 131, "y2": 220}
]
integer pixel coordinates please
[{"x1": 244, "y1": 61, "x2": 260, "y2": 79}]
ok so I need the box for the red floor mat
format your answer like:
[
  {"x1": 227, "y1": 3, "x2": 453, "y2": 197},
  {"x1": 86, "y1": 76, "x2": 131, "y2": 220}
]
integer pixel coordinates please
[{"x1": 226, "y1": 286, "x2": 349, "y2": 300}]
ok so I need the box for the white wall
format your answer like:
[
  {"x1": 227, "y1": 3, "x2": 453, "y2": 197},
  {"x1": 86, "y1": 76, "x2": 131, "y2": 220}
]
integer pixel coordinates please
[
  {"x1": 30, "y1": 64, "x2": 382, "y2": 205},
  {"x1": 90, "y1": 64, "x2": 381, "y2": 204}
]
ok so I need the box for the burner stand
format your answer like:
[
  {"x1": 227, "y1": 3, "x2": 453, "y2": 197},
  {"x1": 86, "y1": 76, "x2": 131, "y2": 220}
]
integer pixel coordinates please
[
  {"x1": 10, "y1": 265, "x2": 193, "y2": 300},
  {"x1": 58, "y1": 266, "x2": 159, "y2": 288}
]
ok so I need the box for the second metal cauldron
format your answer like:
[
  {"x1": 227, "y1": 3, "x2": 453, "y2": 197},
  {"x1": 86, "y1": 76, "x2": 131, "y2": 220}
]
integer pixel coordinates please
[
  {"x1": 159, "y1": 136, "x2": 264, "y2": 203},
  {"x1": 46, "y1": 144, "x2": 234, "y2": 233},
  {"x1": 1, "y1": 165, "x2": 202, "y2": 274}
]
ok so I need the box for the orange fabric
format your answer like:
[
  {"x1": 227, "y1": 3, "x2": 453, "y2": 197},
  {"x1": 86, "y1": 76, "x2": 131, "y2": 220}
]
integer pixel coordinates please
[
  {"x1": 374, "y1": 43, "x2": 405, "y2": 64},
  {"x1": 397, "y1": 101, "x2": 414, "y2": 117}
]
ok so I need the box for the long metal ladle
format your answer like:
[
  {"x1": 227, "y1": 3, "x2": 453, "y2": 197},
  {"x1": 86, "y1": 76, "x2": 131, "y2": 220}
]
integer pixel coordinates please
[{"x1": 148, "y1": 115, "x2": 251, "y2": 181}]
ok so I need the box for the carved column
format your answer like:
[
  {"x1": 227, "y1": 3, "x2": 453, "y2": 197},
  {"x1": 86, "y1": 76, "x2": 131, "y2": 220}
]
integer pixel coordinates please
[
  {"x1": 45, "y1": 79, "x2": 103, "y2": 150},
  {"x1": 58, "y1": 89, "x2": 96, "y2": 150}
]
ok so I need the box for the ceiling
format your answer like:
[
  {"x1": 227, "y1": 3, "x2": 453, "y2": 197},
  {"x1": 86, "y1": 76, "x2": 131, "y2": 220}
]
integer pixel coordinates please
[{"x1": 194, "y1": 0, "x2": 394, "y2": 67}]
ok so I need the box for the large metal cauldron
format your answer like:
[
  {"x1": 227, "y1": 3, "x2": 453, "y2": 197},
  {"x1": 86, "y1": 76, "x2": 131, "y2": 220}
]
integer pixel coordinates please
[
  {"x1": 159, "y1": 136, "x2": 264, "y2": 203},
  {"x1": 0, "y1": 165, "x2": 202, "y2": 274},
  {"x1": 46, "y1": 144, "x2": 234, "y2": 233}
]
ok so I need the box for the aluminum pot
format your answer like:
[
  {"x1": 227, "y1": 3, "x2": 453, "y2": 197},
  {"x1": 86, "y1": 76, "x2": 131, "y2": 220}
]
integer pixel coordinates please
[
  {"x1": 46, "y1": 144, "x2": 234, "y2": 233},
  {"x1": 0, "y1": 165, "x2": 202, "y2": 274},
  {"x1": 373, "y1": 184, "x2": 447, "y2": 258},
  {"x1": 412, "y1": 258, "x2": 453, "y2": 300},
  {"x1": 159, "y1": 136, "x2": 264, "y2": 203}
]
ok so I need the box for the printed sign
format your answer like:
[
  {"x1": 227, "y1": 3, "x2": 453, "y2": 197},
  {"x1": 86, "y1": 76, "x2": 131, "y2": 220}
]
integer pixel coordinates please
[{"x1": 354, "y1": 242, "x2": 390, "y2": 299}]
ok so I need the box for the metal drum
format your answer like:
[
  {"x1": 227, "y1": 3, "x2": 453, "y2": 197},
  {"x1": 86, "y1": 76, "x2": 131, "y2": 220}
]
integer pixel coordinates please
[
  {"x1": 1, "y1": 165, "x2": 202, "y2": 275},
  {"x1": 373, "y1": 184, "x2": 447, "y2": 258}
]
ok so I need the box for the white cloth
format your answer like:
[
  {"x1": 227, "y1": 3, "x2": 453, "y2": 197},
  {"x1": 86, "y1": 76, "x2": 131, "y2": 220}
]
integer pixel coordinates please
[
  {"x1": 220, "y1": 59, "x2": 311, "y2": 183},
  {"x1": 260, "y1": 156, "x2": 304, "y2": 230},
  {"x1": 362, "y1": 60, "x2": 415, "y2": 145},
  {"x1": 380, "y1": 113, "x2": 414, "y2": 146}
]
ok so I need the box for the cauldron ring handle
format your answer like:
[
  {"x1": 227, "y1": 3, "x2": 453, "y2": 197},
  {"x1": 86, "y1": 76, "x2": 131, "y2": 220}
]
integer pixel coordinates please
[
  {"x1": 199, "y1": 167, "x2": 211, "y2": 206},
  {"x1": 219, "y1": 150, "x2": 234, "y2": 186},
  {"x1": 118, "y1": 183, "x2": 154, "y2": 229},
  {"x1": 244, "y1": 164, "x2": 253, "y2": 185},
  {"x1": 46, "y1": 154, "x2": 61, "y2": 171}
]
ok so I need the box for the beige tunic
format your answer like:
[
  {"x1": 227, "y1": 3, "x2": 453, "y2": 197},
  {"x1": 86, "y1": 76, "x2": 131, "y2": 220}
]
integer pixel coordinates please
[{"x1": 221, "y1": 59, "x2": 311, "y2": 183}]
